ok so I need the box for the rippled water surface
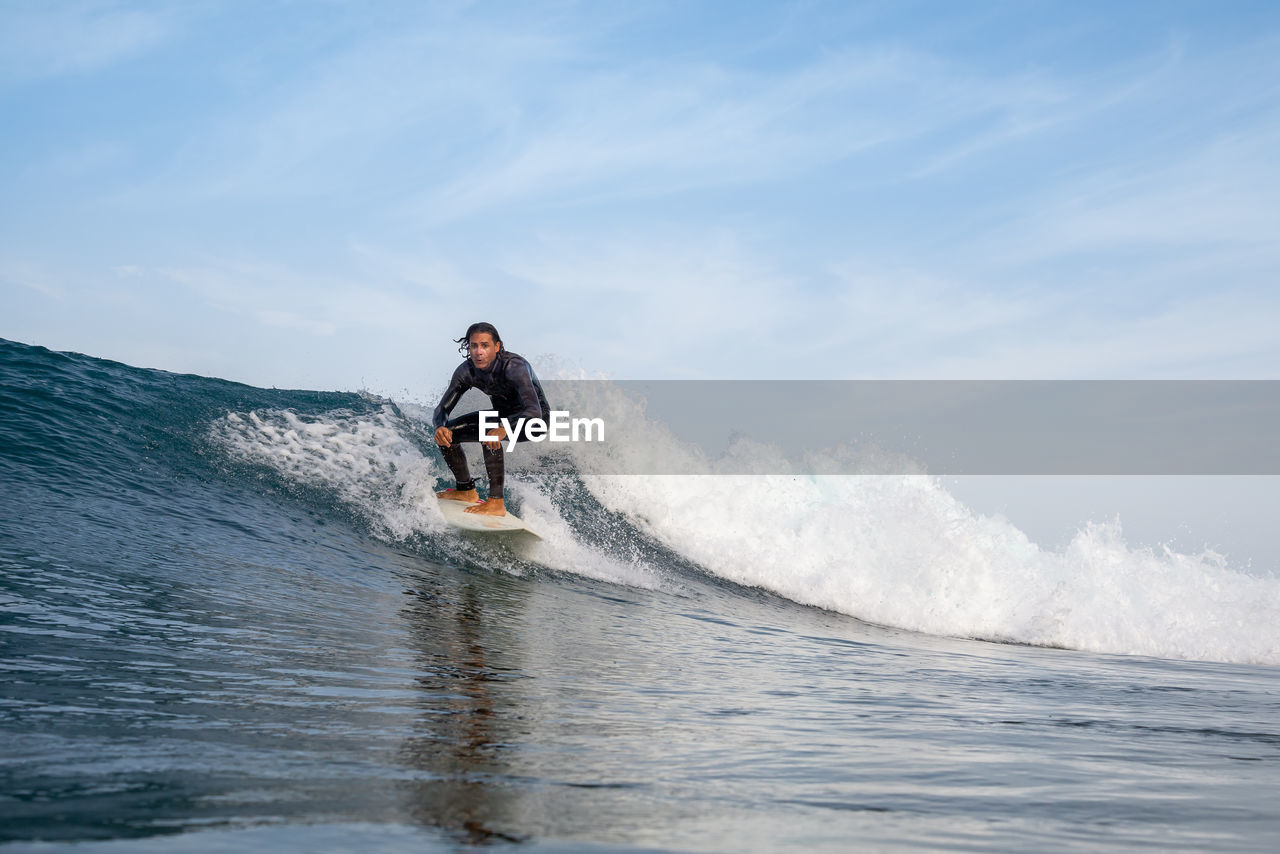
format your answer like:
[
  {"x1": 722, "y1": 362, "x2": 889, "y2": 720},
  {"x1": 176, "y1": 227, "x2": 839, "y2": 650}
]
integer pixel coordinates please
[{"x1": 6, "y1": 540, "x2": 1280, "y2": 852}]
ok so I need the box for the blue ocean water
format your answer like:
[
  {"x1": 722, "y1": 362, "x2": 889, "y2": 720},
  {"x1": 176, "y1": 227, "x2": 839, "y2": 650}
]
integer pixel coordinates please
[{"x1": 2, "y1": 337, "x2": 1279, "y2": 852}]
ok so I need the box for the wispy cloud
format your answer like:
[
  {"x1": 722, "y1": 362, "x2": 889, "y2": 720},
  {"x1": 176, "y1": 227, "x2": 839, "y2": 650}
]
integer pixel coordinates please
[
  {"x1": 413, "y1": 46, "x2": 1090, "y2": 224},
  {"x1": 111, "y1": 10, "x2": 1132, "y2": 223},
  {"x1": 496, "y1": 229, "x2": 802, "y2": 378},
  {"x1": 919, "y1": 290, "x2": 1280, "y2": 379},
  {"x1": 906, "y1": 39, "x2": 1184, "y2": 180},
  {"x1": 153, "y1": 260, "x2": 436, "y2": 338},
  {"x1": 991, "y1": 125, "x2": 1280, "y2": 265},
  {"x1": 0, "y1": 260, "x2": 69, "y2": 302},
  {"x1": 134, "y1": 16, "x2": 571, "y2": 203},
  {"x1": 0, "y1": 1, "x2": 175, "y2": 83}
]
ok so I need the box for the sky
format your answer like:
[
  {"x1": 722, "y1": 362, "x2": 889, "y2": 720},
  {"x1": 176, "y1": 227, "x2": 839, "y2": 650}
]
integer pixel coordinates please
[{"x1": 3, "y1": 0, "x2": 1280, "y2": 395}]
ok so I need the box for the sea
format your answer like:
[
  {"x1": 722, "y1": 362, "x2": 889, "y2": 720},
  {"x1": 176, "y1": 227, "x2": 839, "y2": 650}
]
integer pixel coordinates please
[{"x1": 2, "y1": 336, "x2": 1279, "y2": 852}]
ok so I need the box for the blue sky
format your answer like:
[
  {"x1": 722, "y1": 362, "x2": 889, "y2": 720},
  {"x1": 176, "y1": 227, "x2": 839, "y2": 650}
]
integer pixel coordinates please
[{"x1": 3, "y1": 0, "x2": 1279, "y2": 394}]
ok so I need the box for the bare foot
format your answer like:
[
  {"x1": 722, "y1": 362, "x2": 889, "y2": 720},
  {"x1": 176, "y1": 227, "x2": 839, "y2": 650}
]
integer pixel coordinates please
[
  {"x1": 464, "y1": 498, "x2": 506, "y2": 516},
  {"x1": 438, "y1": 488, "x2": 479, "y2": 503}
]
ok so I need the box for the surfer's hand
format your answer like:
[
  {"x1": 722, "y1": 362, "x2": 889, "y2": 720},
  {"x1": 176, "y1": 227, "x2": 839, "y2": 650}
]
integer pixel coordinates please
[
  {"x1": 434, "y1": 426, "x2": 453, "y2": 448},
  {"x1": 481, "y1": 425, "x2": 506, "y2": 451}
]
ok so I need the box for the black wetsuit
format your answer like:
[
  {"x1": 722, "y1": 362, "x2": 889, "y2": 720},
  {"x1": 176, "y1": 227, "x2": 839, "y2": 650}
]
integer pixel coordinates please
[{"x1": 432, "y1": 350, "x2": 551, "y2": 499}]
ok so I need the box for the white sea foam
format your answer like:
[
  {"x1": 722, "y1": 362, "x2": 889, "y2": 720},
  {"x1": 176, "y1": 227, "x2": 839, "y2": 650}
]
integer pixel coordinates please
[
  {"x1": 582, "y1": 472, "x2": 1280, "y2": 664},
  {"x1": 211, "y1": 407, "x2": 665, "y2": 589},
  {"x1": 214, "y1": 407, "x2": 444, "y2": 541},
  {"x1": 543, "y1": 379, "x2": 1280, "y2": 665}
]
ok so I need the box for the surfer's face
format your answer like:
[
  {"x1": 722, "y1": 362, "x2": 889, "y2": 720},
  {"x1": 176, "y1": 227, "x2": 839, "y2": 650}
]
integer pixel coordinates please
[{"x1": 468, "y1": 333, "x2": 500, "y2": 369}]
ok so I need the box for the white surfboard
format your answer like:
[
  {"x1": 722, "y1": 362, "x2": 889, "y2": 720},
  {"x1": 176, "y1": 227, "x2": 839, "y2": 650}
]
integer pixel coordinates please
[{"x1": 437, "y1": 497, "x2": 541, "y2": 539}]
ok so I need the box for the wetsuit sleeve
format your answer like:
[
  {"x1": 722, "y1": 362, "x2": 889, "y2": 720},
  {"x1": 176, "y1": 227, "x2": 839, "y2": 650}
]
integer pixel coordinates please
[
  {"x1": 506, "y1": 356, "x2": 544, "y2": 421},
  {"x1": 432, "y1": 363, "x2": 471, "y2": 429}
]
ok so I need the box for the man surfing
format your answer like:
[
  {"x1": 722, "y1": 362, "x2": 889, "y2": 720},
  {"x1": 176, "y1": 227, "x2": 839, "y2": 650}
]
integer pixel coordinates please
[{"x1": 433, "y1": 322, "x2": 551, "y2": 516}]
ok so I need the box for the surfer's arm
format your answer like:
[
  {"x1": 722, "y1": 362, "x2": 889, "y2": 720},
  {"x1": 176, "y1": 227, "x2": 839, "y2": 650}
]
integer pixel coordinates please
[
  {"x1": 432, "y1": 364, "x2": 471, "y2": 429},
  {"x1": 506, "y1": 356, "x2": 544, "y2": 421}
]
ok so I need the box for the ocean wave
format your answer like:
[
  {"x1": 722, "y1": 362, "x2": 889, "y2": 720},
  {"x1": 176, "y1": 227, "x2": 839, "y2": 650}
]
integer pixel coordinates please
[{"x1": 5, "y1": 337, "x2": 1278, "y2": 665}]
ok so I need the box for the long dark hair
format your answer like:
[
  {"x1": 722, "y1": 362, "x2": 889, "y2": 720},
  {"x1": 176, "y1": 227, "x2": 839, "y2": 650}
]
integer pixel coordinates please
[{"x1": 454, "y1": 321, "x2": 503, "y2": 356}]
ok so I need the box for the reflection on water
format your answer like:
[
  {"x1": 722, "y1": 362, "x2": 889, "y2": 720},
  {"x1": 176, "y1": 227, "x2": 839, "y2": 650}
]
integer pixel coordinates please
[{"x1": 398, "y1": 571, "x2": 528, "y2": 844}]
